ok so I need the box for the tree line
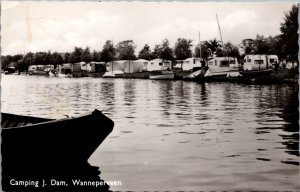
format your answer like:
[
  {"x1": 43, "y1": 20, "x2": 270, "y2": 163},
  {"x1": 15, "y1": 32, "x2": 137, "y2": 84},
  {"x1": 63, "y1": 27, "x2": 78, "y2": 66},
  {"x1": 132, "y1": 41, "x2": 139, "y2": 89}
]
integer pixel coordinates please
[{"x1": 1, "y1": 4, "x2": 298, "y2": 71}]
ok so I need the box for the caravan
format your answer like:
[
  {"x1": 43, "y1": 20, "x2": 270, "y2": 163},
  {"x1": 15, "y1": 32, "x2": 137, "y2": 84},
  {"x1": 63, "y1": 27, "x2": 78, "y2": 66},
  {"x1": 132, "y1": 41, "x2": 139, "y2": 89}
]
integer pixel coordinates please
[
  {"x1": 174, "y1": 57, "x2": 204, "y2": 71},
  {"x1": 147, "y1": 59, "x2": 172, "y2": 71},
  {"x1": 243, "y1": 55, "x2": 278, "y2": 71}
]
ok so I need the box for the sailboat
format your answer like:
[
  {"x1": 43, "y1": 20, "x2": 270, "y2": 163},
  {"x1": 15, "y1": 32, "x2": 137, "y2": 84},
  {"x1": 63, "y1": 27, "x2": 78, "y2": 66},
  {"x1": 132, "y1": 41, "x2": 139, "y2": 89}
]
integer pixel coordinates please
[{"x1": 204, "y1": 15, "x2": 241, "y2": 78}]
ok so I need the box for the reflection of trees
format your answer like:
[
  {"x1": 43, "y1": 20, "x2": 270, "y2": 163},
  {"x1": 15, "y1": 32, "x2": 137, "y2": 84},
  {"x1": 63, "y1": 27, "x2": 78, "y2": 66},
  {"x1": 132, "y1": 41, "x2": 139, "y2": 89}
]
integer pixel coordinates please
[
  {"x1": 123, "y1": 80, "x2": 136, "y2": 108},
  {"x1": 255, "y1": 85, "x2": 299, "y2": 163},
  {"x1": 279, "y1": 86, "x2": 299, "y2": 158},
  {"x1": 158, "y1": 81, "x2": 174, "y2": 117},
  {"x1": 100, "y1": 81, "x2": 115, "y2": 108}
]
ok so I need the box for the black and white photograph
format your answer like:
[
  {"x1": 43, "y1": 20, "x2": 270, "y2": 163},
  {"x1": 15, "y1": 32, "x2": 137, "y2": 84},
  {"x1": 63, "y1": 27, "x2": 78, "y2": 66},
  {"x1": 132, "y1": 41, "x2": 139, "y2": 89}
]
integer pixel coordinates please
[{"x1": 1, "y1": 1, "x2": 299, "y2": 191}]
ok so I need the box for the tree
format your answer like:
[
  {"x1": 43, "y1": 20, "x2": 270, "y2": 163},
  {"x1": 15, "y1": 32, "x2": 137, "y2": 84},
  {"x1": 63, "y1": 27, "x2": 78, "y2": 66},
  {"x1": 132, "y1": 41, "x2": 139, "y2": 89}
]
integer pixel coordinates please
[
  {"x1": 100, "y1": 40, "x2": 116, "y2": 63},
  {"x1": 194, "y1": 43, "x2": 212, "y2": 59},
  {"x1": 92, "y1": 50, "x2": 101, "y2": 62},
  {"x1": 280, "y1": 4, "x2": 299, "y2": 63},
  {"x1": 18, "y1": 52, "x2": 34, "y2": 71},
  {"x1": 1, "y1": 55, "x2": 12, "y2": 69},
  {"x1": 174, "y1": 38, "x2": 193, "y2": 60},
  {"x1": 224, "y1": 42, "x2": 240, "y2": 59},
  {"x1": 69, "y1": 47, "x2": 83, "y2": 63},
  {"x1": 253, "y1": 35, "x2": 271, "y2": 55},
  {"x1": 152, "y1": 44, "x2": 161, "y2": 59},
  {"x1": 154, "y1": 39, "x2": 174, "y2": 60},
  {"x1": 241, "y1": 38, "x2": 255, "y2": 54},
  {"x1": 81, "y1": 47, "x2": 92, "y2": 63},
  {"x1": 204, "y1": 38, "x2": 222, "y2": 56},
  {"x1": 116, "y1": 40, "x2": 136, "y2": 60},
  {"x1": 64, "y1": 53, "x2": 71, "y2": 63},
  {"x1": 51, "y1": 52, "x2": 63, "y2": 69},
  {"x1": 138, "y1": 44, "x2": 153, "y2": 60},
  {"x1": 44, "y1": 51, "x2": 51, "y2": 64}
]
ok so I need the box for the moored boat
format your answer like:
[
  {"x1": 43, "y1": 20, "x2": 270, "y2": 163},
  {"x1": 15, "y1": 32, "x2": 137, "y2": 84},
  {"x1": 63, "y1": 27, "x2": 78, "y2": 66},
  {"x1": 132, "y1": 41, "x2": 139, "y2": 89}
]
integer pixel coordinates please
[
  {"x1": 239, "y1": 68, "x2": 273, "y2": 78},
  {"x1": 1, "y1": 109, "x2": 114, "y2": 166},
  {"x1": 149, "y1": 70, "x2": 175, "y2": 80}
]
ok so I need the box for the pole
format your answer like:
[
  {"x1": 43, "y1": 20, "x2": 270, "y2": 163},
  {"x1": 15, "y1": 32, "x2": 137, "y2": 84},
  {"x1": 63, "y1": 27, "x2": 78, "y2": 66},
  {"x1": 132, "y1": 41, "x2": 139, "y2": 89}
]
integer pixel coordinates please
[
  {"x1": 199, "y1": 31, "x2": 202, "y2": 59},
  {"x1": 216, "y1": 14, "x2": 228, "y2": 63},
  {"x1": 216, "y1": 14, "x2": 224, "y2": 47},
  {"x1": 111, "y1": 40, "x2": 114, "y2": 74}
]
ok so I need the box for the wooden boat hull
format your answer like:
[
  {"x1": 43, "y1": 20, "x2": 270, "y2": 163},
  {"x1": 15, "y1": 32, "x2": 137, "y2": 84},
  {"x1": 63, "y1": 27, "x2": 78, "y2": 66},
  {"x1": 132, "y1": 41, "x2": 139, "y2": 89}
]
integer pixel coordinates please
[
  {"x1": 149, "y1": 73, "x2": 175, "y2": 80},
  {"x1": 239, "y1": 69, "x2": 273, "y2": 78},
  {"x1": 1, "y1": 109, "x2": 114, "y2": 167}
]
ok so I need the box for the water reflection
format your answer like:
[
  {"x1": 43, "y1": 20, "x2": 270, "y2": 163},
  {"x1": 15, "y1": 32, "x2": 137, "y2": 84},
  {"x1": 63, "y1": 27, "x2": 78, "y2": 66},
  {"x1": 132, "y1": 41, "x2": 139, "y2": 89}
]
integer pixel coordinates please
[{"x1": 1, "y1": 75, "x2": 299, "y2": 191}]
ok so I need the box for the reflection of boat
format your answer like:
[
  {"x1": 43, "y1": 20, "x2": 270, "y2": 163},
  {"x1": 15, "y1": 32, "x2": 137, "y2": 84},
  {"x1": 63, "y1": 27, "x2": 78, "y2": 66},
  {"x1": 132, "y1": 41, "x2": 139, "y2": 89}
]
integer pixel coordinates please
[
  {"x1": 149, "y1": 70, "x2": 175, "y2": 80},
  {"x1": 239, "y1": 68, "x2": 273, "y2": 78},
  {"x1": 1, "y1": 109, "x2": 114, "y2": 166}
]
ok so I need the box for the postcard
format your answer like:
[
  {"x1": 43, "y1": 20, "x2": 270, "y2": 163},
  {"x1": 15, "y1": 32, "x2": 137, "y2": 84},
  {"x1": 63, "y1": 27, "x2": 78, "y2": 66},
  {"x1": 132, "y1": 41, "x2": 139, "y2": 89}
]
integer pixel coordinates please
[{"x1": 1, "y1": 1, "x2": 299, "y2": 191}]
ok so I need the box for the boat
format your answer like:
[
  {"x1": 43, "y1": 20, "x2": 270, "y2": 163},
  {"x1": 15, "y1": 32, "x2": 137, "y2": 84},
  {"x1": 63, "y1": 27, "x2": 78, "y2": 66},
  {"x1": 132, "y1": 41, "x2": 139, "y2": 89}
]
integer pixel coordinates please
[
  {"x1": 239, "y1": 68, "x2": 273, "y2": 78},
  {"x1": 149, "y1": 70, "x2": 175, "y2": 80},
  {"x1": 149, "y1": 65, "x2": 175, "y2": 80},
  {"x1": 1, "y1": 109, "x2": 114, "y2": 167},
  {"x1": 240, "y1": 54, "x2": 276, "y2": 78},
  {"x1": 205, "y1": 57, "x2": 241, "y2": 77}
]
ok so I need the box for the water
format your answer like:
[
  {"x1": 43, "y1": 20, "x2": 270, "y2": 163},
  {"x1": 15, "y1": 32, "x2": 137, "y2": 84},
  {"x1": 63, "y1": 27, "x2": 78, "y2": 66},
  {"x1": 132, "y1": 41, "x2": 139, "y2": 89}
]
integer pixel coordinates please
[{"x1": 1, "y1": 75, "x2": 299, "y2": 191}]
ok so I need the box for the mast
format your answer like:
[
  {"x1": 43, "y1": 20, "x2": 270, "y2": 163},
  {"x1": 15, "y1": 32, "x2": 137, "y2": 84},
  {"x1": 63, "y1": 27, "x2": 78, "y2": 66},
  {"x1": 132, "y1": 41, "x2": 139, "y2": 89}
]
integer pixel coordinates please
[
  {"x1": 111, "y1": 39, "x2": 114, "y2": 73},
  {"x1": 216, "y1": 14, "x2": 224, "y2": 47},
  {"x1": 216, "y1": 14, "x2": 228, "y2": 63},
  {"x1": 199, "y1": 31, "x2": 202, "y2": 59}
]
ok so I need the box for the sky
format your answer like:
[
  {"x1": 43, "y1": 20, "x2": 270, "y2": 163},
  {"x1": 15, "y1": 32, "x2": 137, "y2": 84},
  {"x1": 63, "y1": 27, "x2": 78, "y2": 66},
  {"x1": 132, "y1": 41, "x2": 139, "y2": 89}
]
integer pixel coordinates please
[{"x1": 1, "y1": 1, "x2": 296, "y2": 56}]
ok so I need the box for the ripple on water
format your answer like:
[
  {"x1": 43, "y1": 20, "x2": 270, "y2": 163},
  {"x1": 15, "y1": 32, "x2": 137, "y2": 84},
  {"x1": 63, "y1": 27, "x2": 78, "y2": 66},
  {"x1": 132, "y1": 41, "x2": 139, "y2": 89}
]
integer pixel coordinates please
[{"x1": 1, "y1": 76, "x2": 299, "y2": 191}]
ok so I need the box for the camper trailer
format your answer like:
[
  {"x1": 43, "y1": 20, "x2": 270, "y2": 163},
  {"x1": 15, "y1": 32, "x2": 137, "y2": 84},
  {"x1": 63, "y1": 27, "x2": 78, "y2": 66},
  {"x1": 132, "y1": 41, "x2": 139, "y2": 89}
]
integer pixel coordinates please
[
  {"x1": 88, "y1": 62, "x2": 106, "y2": 72},
  {"x1": 174, "y1": 57, "x2": 204, "y2": 71},
  {"x1": 133, "y1": 59, "x2": 149, "y2": 72},
  {"x1": 243, "y1": 55, "x2": 279, "y2": 71},
  {"x1": 147, "y1": 59, "x2": 172, "y2": 71}
]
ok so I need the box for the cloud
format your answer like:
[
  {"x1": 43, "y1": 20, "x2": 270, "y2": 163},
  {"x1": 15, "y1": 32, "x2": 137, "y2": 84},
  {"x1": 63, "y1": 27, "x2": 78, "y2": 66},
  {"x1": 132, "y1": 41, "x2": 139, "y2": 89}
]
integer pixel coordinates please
[{"x1": 1, "y1": 1, "x2": 294, "y2": 55}]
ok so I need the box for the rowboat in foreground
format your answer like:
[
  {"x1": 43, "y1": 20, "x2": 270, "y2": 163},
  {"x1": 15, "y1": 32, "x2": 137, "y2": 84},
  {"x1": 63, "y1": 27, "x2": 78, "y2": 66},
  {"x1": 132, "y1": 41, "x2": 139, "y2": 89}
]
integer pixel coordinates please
[{"x1": 1, "y1": 109, "x2": 114, "y2": 166}]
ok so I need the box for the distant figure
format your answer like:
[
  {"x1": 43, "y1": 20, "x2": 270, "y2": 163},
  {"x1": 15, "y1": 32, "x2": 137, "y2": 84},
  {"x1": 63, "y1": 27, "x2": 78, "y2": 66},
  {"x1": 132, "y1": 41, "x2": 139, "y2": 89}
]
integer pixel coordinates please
[{"x1": 273, "y1": 61, "x2": 279, "y2": 71}]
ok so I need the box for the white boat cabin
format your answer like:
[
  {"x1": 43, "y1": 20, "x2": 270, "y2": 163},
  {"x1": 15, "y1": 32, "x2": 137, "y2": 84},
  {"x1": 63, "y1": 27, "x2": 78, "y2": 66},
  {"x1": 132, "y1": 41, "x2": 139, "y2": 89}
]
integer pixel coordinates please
[
  {"x1": 243, "y1": 55, "x2": 279, "y2": 71},
  {"x1": 205, "y1": 57, "x2": 240, "y2": 77}
]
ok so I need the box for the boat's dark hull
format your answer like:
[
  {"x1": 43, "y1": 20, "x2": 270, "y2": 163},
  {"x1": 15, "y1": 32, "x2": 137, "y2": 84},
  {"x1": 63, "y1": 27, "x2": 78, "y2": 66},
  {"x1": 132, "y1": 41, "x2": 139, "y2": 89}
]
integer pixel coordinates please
[
  {"x1": 239, "y1": 69, "x2": 273, "y2": 78},
  {"x1": 1, "y1": 109, "x2": 114, "y2": 172}
]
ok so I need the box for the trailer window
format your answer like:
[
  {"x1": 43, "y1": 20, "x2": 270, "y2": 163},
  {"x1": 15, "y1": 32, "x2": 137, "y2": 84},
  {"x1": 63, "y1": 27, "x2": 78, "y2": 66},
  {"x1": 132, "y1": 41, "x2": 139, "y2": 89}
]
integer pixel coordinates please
[
  {"x1": 209, "y1": 61, "x2": 213, "y2": 66},
  {"x1": 159, "y1": 62, "x2": 162, "y2": 66},
  {"x1": 254, "y1": 60, "x2": 264, "y2": 64},
  {"x1": 269, "y1": 59, "x2": 275, "y2": 63},
  {"x1": 220, "y1": 60, "x2": 229, "y2": 67}
]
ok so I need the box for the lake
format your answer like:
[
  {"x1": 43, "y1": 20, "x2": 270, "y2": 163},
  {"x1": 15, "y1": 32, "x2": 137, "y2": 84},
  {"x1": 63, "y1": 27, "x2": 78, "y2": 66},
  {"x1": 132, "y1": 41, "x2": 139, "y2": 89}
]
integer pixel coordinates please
[{"x1": 1, "y1": 75, "x2": 299, "y2": 191}]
